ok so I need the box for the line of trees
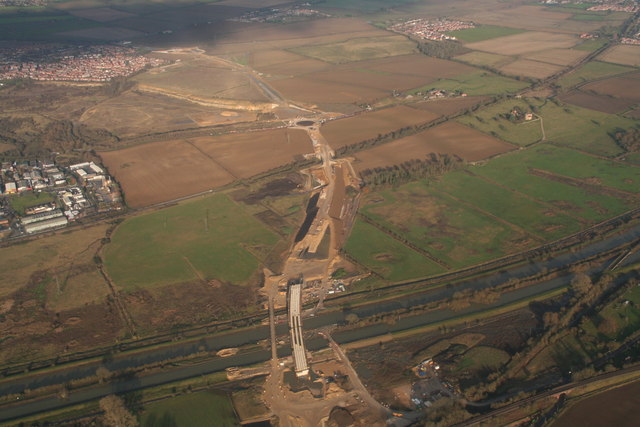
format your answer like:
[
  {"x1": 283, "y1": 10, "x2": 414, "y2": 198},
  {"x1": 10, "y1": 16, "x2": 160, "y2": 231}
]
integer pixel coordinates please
[
  {"x1": 417, "y1": 40, "x2": 470, "y2": 59},
  {"x1": 359, "y1": 153, "x2": 464, "y2": 188}
]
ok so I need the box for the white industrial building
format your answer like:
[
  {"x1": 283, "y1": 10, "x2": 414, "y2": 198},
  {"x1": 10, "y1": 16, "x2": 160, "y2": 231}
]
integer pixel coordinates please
[
  {"x1": 21, "y1": 209, "x2": 64, "y2": 225},
  {"x1": 24, "y1": 216, "x2": 68, "y2": 234}
]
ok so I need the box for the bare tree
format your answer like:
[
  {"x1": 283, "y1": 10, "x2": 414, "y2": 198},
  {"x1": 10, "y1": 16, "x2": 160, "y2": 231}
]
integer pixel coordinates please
[
  {"x1": 571, "y1": 272, "x2": 592, "y2": 296},
  {"x1": 96, "y1": 366, "x2": 112, "y2": 384},
  {"x1": 99, "y1": 395, "x2": 138, "y2": 427}
]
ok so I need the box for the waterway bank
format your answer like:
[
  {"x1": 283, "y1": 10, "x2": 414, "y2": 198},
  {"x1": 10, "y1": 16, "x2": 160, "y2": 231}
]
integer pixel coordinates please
[{"x1": 1, "y1": 223, "x2": 639, "y2": 421}]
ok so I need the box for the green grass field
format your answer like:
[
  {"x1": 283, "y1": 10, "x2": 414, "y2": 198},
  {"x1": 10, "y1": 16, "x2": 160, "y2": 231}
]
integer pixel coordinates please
[
  {"x1": 418, "y1": 71, "x2": 528, "y2": 96},
  {"x1": 456, "y1": 345, "x2": 510, "y2": 373},
  {"x1": 459, "y1": 98, "x2": 635, "y2": 156},
  {"x1": 454, "y1": 51, "x2": 514, "y2": 68},
  {"x1": 622, "y1": 152, "x2": 640, "y2": 166},
  {"x1": 544, "y1": 3, "x2": 595, "y2": 11},
  {"x1": 582, "y1": 284, "x2": 640, "y2": 342},
  {"x1": 457, "y1": 99, "x2": 543, "y2": 146},
  {"x1": 358, "y1": 183, "x2": 534, "y2": 268},
  {"x1": 8, "y1": 191, "x2": 54, "y2": 215},
  {"x1": 348, "y1": 139, "x2": 635, "y2": 272},
  {"x1": 446, "y1": 25, "x2": 525, "y2": 43},
  {"x1": 557, "y1": 60, "x2": 635, "y2": 89},
  {"x1": 289, "y1": 36, "x2": 416, "y2": 64},
  {"x1": 344, "y1": 219, "x2": 445, "y2": 282},
  {"x1": 537, "y1": 101, "x2": 634, "y2": 156},
  {"x1": 139, "y1": 391, "x2": 238, "y2": 427},
  {"x1": 347, "y1": 109, "x2": 638, "y2": 277},
  {"x1": 570, "y1": 13, "x2": 606, "y2": 21},
  {"x1": 104, "y1": 193, "x2": 280, "y2": 291},
  {"x1": 471, "y1": 149, "x2": 633, "y2": 222},
  {"x1": 435, "y1": 170, "x2": 580, "y2": 240},
  {"x1": 574, "y1": 38, "x2": 609, "y2": 52},
  {"x1": 507, "y1": 145, "x2": 640, "y2": 193},
  {"x1": 351, "y1": 144, "x2": 636, "y2": 270}
]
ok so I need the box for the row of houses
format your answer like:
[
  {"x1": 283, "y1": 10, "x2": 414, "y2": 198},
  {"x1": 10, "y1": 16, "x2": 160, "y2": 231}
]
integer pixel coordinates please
[
  {"x1": 389, "y1": 18, "x2": 475, "y2": 41},
  {"x1": 0, "y1": 45, "x2": 165, "y2": 83}
]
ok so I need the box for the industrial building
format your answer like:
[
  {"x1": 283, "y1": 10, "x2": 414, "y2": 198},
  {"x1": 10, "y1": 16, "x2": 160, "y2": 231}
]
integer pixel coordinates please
[
  {"x1": 21, "y1": 209, "x2": 64, "y2": 225},
  {"x1": 24, "y1": 216, "x2": 68, "y2": 234}
]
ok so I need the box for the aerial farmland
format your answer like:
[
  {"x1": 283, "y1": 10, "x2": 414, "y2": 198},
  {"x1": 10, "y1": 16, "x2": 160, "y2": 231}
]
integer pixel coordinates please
[{"x1": 1, "y1": 0, "x2": 639, "y2": 425}]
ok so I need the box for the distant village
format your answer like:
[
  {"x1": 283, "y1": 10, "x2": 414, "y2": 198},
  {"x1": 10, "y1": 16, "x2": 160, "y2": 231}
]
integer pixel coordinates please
[
  {"x1": 389, "y1": 19, "x2": 475, "y2": 42},
  {"x1": 0, "y1": 159, "x2": 122, "y2": 239},
  {"x1": 228, "y1": 4, "x2": 330, "y2": 24},
  {"x1": 588, "y1": 3, "x2": 640, "y2": 12},
  {"x1": 621, "y1": 33, "x2": 640, "y2": 45},
  {"x1": 0, "y1": 45, "x2": 165, "y2": 83}
]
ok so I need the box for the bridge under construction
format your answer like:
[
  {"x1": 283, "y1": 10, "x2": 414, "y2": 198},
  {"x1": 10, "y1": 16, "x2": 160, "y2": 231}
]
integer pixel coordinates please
[{"x1": 288, "y1": 282, "x2": 309, "y2": 377}]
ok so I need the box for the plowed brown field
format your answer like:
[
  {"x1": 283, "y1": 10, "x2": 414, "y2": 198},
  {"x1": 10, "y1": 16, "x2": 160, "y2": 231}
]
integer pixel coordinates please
[
  {"x1": 322, "y1": 105, "x2": 440, "y2": 149},
  {"x1": 523, "y1": 48, "x2": 588, "y2": 66},
  {"x1": 560, "y1": 91, "x2": 636, "y2": 114},
  {"x1": 258, "y1": 58, "x2": 330, "y2": 76},
  {"x1": 269, "y1": 54, "x2": 473, "y2": 105},
  {"x1": 353, "y1": 122, "x2": 516, "y2": 171},
  {"x1": 599, "y1": 45, "x2": 640, "y2": 67},
  {"x1": 461, "y1": 5, "x2": 605, "y2": 33},
  {"x1": 101, "y1": 128, "x2": 313, "y2": 207},
  {"x1": 101, "y1": 140, "x2": 234, "y2": 208},
  {"x1": 582, "y1": 74, "x2": 640, "y2": 101},
  {"x1": 190, "y1": 128, "x2": 313, "y2": 178},
  {"x1": 466, "y1": 31, "x2": 578, "y2": 55},
  {"x1": 499, "y1": 59, "x2": 564, "y2": 79}
]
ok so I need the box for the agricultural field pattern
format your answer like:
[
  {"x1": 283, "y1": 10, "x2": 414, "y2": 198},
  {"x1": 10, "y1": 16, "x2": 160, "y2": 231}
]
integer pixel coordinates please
[{"x1": 0, "y1": 0, "x2": 639, "y2": 426}]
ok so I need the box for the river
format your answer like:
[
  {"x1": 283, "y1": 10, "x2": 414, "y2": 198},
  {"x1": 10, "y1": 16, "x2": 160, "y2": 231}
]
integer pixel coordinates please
[{"x1": 0, "y1": 223, "x2": 639, "y2": 421}]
